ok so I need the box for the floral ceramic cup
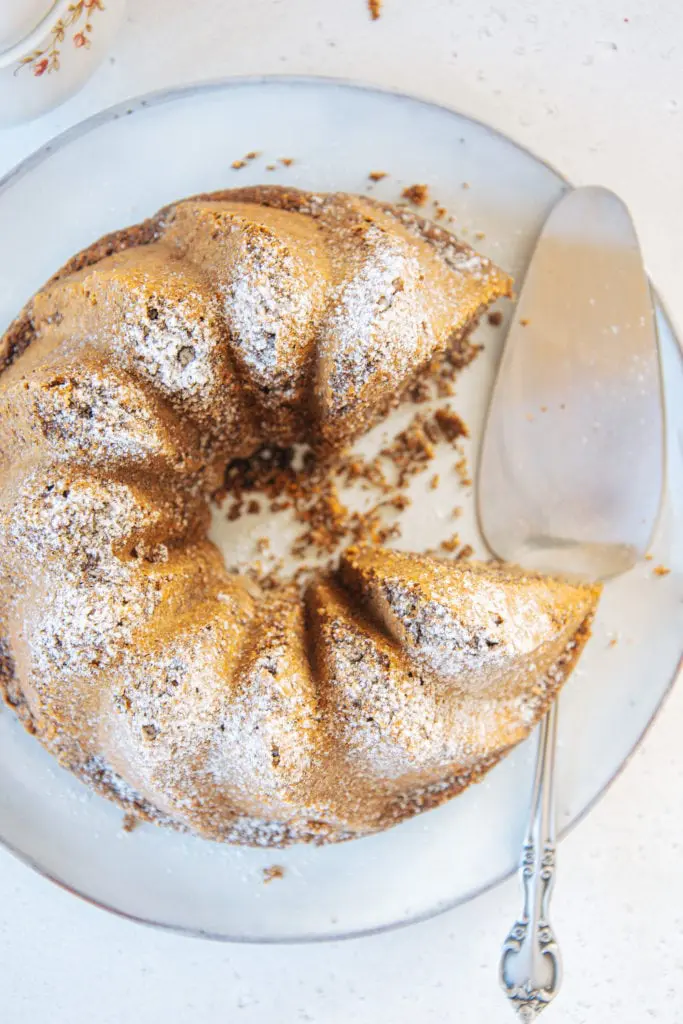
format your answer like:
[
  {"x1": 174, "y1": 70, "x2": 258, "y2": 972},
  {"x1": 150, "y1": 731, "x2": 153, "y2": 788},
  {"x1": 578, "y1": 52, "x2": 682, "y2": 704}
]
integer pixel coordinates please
[{"x1": 0, "y1": 0, "x2": 126, "y2": 127}]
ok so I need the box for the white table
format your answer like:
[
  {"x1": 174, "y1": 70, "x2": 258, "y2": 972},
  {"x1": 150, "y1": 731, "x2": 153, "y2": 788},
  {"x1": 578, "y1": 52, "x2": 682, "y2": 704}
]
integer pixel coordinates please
[{"x1": 1, "y1": 2, "x2": 682, "y2": 1020}]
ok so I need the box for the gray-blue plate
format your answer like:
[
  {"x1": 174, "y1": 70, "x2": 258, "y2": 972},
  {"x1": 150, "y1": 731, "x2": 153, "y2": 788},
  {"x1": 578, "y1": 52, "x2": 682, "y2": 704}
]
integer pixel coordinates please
[{"x1": 0, "y1": 77, "x2": 681, "y2": 943}]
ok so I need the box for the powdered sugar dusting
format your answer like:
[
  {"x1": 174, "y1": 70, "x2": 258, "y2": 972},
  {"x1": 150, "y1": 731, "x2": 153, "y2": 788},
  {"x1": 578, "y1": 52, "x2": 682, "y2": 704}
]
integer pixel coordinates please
[
  {"x1": 8, "y1": 360, "x2": 197, "y2": 472},
  {"x1": 221, "y1": 233, "x2": 322, "y2": 395},
  {"x1": 6, "y1": 469, "x2": 159, "y2": 575},
  {"x1": 318, "y1": 225, "x2": 428, "y2": 412}
]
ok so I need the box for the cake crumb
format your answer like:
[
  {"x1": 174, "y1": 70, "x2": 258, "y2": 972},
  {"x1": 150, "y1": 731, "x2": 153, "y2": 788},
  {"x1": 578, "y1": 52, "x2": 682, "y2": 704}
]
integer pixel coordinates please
[
  {"x1": 435, "y1": 536, "x2": 473, "y2": 561},
  {"x1": 401, "y1": 183, "x2": 429, "y2": 207},
  {"x1": 434, "y1": 205, "x2": 448, "y2": 220},
  {"x1": 487, "y1": 310, "x2": 503, "y2": 327},
  {"x1": 381, "y1": 413, "x2": 437, "y2": 486},
  {"x1": 645, "y1": 553, "x2": 654, "y2": 561},
  {"x1": 462, "y1": 181, "x2": 470, "y2": 190},
  {"x1": 440, "y1": 533, "x2": 460, "y2": 552},
  {"x1": 279, "y1": 157, "x2": 295, "y2": 167},
  {"x1": 122, "y1": 813, "x2": 140, "y2": 833},
  {"x1": 653, "y1": 565, "x2": 670, "y2": 577},
  {"x1": 265, "y1": 164, "x2": 276, "y2": 171},
  {"x1": 608, "y1": 636, "x2": 619, "y2": 648},
  {"x1": 368, "y1": 170, "x2": 388, "y2": 182},
  {"x1": 245, "y1": 151, "x2": 260, "y2": 160},
  {"x1": 263, "y1": 865, "x2": 285, "y2": 884},
  {"x1": 435, "y1": 406, "x2": 469, "y2": 443},
  {"x1": 475, "y1": 231, "x2": 486, "y2": 240},
  {"x1": 454, "y1": 455, "x2": 472, "y2": 487},
  {"x1": 391, "y1": 493, "x2": 411, "y2": 511},
  {"x1": 452, "y1": 506, "x2": 463, "y2": 518},
  {"x1": 435, "y1": 376, "x2": 456, "y2": 398},
  {"x1": 368, "y1": 0, "x2": 382, "y2": 19},
  {"x1": 520, "y1": 318, "x2": 530, "y2": 327},
  {"x1": 429, "y1": 473, "x2": 440, "y2": 490},
  {"x1": 247, "y1": 499, "x2": 261, "y2": 515},
  {"x1": 231, "y1": 159, "x2": 247, "y2": 170}
]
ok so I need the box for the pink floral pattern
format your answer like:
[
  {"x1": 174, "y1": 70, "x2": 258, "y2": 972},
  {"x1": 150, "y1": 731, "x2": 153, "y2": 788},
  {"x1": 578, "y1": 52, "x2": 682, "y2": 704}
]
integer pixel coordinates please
[{"x1": 16, "y1": 1, "x2": 105, "y2": 77}]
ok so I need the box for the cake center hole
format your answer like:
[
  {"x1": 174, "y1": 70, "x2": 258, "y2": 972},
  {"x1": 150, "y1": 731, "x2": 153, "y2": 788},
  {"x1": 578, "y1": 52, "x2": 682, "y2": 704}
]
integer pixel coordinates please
[{"x1": 208, "y1": 378, "x2": 482, "y2": 589}]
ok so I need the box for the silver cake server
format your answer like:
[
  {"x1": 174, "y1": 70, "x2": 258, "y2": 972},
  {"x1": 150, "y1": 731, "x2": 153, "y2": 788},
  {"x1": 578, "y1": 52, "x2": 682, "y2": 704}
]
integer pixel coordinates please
[{"x1": 478, "y1": 185, "x2": 665, "y2": 1019}]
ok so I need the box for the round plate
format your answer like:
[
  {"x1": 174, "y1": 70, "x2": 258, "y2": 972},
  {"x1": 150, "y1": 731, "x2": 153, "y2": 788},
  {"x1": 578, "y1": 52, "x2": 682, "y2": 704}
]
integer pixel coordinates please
[{"x1": 1, "y1": 77, "x2": 681, "y2": 943}]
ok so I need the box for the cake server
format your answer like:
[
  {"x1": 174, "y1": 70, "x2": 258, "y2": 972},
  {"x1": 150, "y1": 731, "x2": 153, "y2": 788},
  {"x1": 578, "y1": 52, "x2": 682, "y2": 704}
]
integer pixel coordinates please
[{"x1": 477, "y1": 185, "x2": 664, "y2": 1019}]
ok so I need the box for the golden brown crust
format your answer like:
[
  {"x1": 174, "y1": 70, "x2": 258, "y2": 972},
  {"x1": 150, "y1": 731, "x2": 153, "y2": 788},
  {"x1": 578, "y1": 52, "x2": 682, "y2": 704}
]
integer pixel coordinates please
[
  {"x1": 0, "y1": 220, "x2": 161, "y2": 375},
  {"x1": 0, "y1": 185, "x2": 601, "y2": 848}
]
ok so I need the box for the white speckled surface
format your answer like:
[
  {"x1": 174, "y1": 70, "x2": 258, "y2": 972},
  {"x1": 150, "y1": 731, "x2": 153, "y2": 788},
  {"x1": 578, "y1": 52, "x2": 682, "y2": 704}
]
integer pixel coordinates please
[{"x1": 1, "y1": 1, "x2": 682, "y2": 1020}]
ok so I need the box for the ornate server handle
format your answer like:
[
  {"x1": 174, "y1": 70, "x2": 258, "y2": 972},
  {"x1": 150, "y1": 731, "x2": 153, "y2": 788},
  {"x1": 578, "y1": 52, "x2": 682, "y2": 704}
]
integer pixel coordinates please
[{"x1": 499, "y1": 700, "x2": 562, "y2": 1021}]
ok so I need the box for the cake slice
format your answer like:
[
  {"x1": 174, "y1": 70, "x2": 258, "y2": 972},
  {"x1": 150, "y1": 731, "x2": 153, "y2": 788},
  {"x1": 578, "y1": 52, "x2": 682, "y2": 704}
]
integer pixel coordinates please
[{"x1": 339, "y1": 545, "x2": 601, "y2": 700}]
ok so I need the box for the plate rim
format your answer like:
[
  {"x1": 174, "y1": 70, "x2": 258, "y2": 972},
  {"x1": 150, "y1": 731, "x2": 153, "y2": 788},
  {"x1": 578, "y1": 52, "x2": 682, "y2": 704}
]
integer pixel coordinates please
[{"x1": 1, "y1": 73, "x2": 681, "y2": 944}]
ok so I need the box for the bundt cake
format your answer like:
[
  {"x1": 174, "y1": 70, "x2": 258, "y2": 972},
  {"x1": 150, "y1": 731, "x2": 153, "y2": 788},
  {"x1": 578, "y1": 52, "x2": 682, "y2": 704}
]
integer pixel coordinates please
[{"x1": 0, "y1": 185, "x2": 600, "y2": 846}]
